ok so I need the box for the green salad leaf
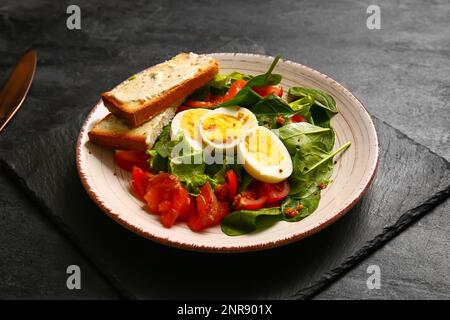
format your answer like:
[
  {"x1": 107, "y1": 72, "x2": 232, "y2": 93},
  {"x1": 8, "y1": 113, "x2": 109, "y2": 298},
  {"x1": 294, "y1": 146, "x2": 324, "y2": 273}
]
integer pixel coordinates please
[
  {"x1": 274, "y1": 122, "x2": 350, "y2": 199},
  {"x1": 209, "y1": 72, "x2": 253, "y2": 95},
  {"x1": 273, "y1": 122, "x2": 334, "y2": 153},
  {"x1": 249, "y1": 94, "x2": 311, "y2": 128},
  {"x1": 216, "y1": 86, "x2": 262, "y2": 108},
  {"x1": 221, "y1": 207, "x2": 282, "y2": 236},
  {"x1": 290, "y1": 141, "x2": 350, "y2": 198},
  {"x1": 281, "y1": 192, "x2": 321, "y2": 222},
  {"x1": 246, "y1": 55, "x2": 282, "y2": 88},
  {"x1": 289, "y1": 86, "x2": 338, "y2": 116}
]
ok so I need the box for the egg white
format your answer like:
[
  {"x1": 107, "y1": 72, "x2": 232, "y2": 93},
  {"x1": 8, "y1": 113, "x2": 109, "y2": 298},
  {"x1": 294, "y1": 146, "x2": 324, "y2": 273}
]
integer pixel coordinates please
[
  {"x1": 238, "y1": 126, "x2": 293, "y2": 183},
  {"x1": 170, "y1": 108, "x2": 210, "y2": 150}
]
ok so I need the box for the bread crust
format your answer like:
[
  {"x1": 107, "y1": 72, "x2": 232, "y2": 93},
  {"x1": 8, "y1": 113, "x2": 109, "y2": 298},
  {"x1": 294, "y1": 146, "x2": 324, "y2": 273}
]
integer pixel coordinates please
[
  {"x1": 101, "y1": 56, "x2": 218, "y2": 128},
  {"x1": 88, "y1": 129, "x2": 147, "y2": 151}
]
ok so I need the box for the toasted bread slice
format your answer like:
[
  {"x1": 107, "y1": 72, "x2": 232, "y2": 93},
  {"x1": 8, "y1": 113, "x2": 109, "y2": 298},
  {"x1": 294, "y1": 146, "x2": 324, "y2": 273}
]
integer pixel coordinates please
[
  {"x1": 101, "y1": 53, "x2": 218, "y2": 128},
  {"x1": 88, "y1": 106, "x2": 177, "y2": 151}
]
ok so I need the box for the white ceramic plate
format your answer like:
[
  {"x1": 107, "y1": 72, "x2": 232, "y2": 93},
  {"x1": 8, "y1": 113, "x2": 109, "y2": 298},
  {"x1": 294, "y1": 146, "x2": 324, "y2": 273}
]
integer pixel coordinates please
[{"x1": 76, "y1": 53, "x2": 379, "y2": 252}]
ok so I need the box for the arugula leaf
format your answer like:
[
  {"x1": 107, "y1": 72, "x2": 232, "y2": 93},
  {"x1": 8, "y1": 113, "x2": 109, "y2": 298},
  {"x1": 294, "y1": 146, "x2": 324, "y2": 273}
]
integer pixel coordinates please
[
  {"x1": 281, "y1": 192, "x2": 321, "y2": 222},
  {"x1": 221, "y1": 207, "x2": 282, "y2": 236},
  {"x1": 216, "y1": 86, "x2": 262, "y2": 108},
  {"x1": 246, "y1": 55, "x2": 282, "y2": 88},
  {"x1": 289, "y1": 86, "x2": 338, "y2": 116}
]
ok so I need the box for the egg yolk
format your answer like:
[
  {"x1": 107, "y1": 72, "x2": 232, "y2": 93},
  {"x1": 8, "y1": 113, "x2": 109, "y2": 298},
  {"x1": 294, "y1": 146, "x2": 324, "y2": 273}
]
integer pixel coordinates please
[
  {"x1": 245, "y1": 129, "x2": 283, "y2": 166},
  {"x1": 202, "y1": 114, "x2": 244, "y2": 143},
  {"x1": 181, "y1": 109, "x2": 209, "y2": 139}
]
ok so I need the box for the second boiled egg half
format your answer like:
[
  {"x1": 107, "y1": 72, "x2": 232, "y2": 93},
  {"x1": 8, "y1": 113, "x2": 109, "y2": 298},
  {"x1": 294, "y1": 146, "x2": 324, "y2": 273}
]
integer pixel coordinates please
[{"x1": 237, "y1": 126, "x2": 293, "y2": 183}]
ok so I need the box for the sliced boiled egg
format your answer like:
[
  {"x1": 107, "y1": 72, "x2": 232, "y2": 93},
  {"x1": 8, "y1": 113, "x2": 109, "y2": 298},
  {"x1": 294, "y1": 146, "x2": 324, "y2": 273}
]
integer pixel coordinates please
[
  {"x1": 199, "y1": 106, "x2": 258, "y2": 151},
  {"x1": 238, "y1": 126, "x2": 293, "y2": 183},
  {"x1": 170, "y1": 108, "x2": 210, "y2": 150}
]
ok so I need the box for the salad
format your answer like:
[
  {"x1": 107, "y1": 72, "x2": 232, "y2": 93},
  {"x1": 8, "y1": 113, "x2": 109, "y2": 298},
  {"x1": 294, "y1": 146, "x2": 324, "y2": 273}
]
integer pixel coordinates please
[{"x1": 115, "y1": 56, "x2": 351, "y2": 236}]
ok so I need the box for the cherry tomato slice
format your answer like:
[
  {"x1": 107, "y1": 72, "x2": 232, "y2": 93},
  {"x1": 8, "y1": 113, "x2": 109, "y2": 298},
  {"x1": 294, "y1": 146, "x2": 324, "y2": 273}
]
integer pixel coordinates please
[
  {"x1": 185, "y1": 80, "x2": 247, "y2": 108},
  {"x1": 185, "y1": 100, "x2": 217, "y2": 108},
  {"x1": 252, "y1": 85, "x2": 283, "y2": 98},
  {"x1": 263, "y1": 180, "x2": 290, "y2": 204},
  {"x1": 115, "y1": 150, "x2": 149, "y2": 172},
  {"x1": 214, "y1": 169, "x2": 238, "y2": 202},
  {"x1": 233, "y1": 181, "x2": 268, "y2": 211},
  {"x1": 290, "y1": 114, "x2": 306, "y2": 123},
  {"x1": 222, "y1": 79, "x2": 247, "y2": 101}
]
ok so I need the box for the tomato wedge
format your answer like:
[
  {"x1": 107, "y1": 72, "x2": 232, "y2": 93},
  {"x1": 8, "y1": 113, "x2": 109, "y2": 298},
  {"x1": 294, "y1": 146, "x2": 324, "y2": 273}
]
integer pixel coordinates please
[
  {"x1": 188, "y1": 182, "x2": 229, "y2": 231},
  {"x1": 263, "y1": 180, "x2": 290, "y2": 203},
  {"x1": 115, "y1": 150, "x2": 149, "y2": 172},
  {"x1": 252, "y1": 85, "x2": 283, "y2": 97},
  {"x1": 130, "y1": 166, "x2": 153, "y2": 199},
  {"x1": 233, "y1": 181, "x2": 268, "y2": 211},
  {"x1": 222, "y1": 79, "x2": 247, "y2": 101},
  {"x1": 214, "y1": 169, "x2": 238, "y2": 202},
  {"x1": 185, "y1": 80, "x2": 247, "y2": 108}
]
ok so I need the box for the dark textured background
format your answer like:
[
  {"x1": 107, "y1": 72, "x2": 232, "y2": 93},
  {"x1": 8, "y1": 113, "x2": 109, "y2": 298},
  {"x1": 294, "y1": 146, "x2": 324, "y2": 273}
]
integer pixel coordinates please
[{"x1": 0, "y1": 0, "x2": 449, "y2": 299}]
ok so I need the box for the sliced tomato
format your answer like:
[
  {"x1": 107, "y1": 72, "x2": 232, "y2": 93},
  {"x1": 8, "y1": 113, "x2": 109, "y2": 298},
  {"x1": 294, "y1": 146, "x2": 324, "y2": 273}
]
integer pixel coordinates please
[
  {"x1": 188, "y1": 182, "x2": 229, "y2": 231},
  {"x1": 222, "y1": 79, "x2": 247, "y2": 101},
  {"x1": 214, "y1": 169, "x2": 238, "y2": 202},
  {"x1": 175, "y1": 105, "x2": 192, "y2": 114},
  {"x1": 185, "y1": 80, "x2": 246, "y2": 108},
  {"x1": 290, "y1": 114, "x2": 306, "y2": 123},
  {"x1": 130, "y1": 166, "x2": 153, "y2": 199},
  {"x1": 233, "y1": 181, "x2": 268, "y2": 210},
  {"x1": 115, "y1": 150, "x2": 149, "y2": 172},
  {"x1": 263, "y1": 180, "x2": 290, "y2": 203},
  {"x1": 252, "y1": 85, "x2": 283, "y2": 97},
  {"x1": 143, "y1": 173, "x2": 191, "y2": 228},
  {"x1": 185, "y1": 100, "x2": 217, "y2": 108}
]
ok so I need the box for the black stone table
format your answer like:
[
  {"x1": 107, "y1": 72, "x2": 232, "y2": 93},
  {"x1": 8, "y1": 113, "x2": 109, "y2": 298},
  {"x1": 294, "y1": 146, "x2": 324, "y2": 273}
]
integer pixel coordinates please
[{"x1": 0, "y1": 0, "x2": 449, "y2": 299}]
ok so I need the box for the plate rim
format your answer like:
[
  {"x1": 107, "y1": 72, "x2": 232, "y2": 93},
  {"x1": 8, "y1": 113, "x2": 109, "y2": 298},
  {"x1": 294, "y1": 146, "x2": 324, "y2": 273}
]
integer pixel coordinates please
[{"x1": 75, "y1": 52, "x2": 379, "y2": 253}]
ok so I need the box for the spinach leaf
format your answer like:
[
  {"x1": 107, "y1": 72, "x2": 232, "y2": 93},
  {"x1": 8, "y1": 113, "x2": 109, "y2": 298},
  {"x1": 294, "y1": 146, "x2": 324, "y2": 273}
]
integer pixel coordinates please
[
  {"x1": 250, "y1": 94, "x2": 312, "y2": 128},
  {"x1": 220, "y1": 207, "x2": 282, "y2": 236},
  {"x1": 281, "y1": 192, "x2": 321, "y2": 222},
  {"x1": 289, "y1": 142, "x2": 351, "y2": 197},
  {"x1": 289, "y1": 86, "x2": 338, "y2": 116},
  {"x1": 272, "y1": 122, "x2": 332, "y2": 154},
  {"x1": 246, "y1": 55, "x2": 282, "y2": 88},
  {"x1": 216, "y1": 86, "x2": 262, "y2": 108},
  {"x1": 274, "y1": 122, "x2": 351, "y2": 198}
]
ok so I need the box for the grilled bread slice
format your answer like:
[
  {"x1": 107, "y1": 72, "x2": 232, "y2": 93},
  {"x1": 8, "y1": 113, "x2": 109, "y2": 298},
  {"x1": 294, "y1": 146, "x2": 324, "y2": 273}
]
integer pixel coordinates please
[
  {"x1": 88, "y1": 106, "x2": 177, "y2": 151},
  {"x1": 101, "y1": 53, "x2": 218, "y2": 128}
]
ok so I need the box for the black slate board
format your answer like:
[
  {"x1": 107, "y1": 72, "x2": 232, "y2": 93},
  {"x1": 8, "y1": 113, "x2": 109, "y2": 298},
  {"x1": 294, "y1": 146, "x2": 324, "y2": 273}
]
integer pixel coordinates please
[{"x1": 0, "y1": 115, "x2": 448, "y2": 299}]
